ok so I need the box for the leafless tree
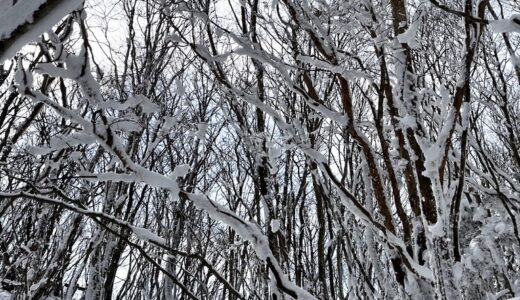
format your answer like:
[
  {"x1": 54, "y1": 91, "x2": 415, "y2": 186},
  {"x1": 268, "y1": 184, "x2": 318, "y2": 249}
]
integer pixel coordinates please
[{"x1": 0, "y1": 0, "x2": 519, "y2": 299}]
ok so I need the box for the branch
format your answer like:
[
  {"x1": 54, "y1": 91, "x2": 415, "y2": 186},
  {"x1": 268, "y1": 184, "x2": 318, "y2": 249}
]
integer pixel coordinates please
[{"x1": 0, "y1": 0, "x2": 82, "y2": 62}]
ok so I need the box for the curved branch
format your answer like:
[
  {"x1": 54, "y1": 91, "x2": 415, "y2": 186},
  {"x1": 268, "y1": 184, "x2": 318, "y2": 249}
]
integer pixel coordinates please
[{"x1": 0, "y1": 0, "x2": 82, "y2": 62}]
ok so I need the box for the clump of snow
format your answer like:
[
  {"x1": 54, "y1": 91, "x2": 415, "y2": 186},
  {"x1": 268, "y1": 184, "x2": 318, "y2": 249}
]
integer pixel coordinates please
[
  {"x1": 0, "y1": 289, "x2": 12, "y2": 300},
  {"x1": 473, "y1": 207, "x2": 488, "y2": 222},
  {"x1": 494, "y1": 222, "x2": 506, "y2": 234},
  {"x1": 111, "y1": 119, "x2": 141, "y2": 133},
  {"x1": 469, "y1": 240, "x2": 484, "y2": 261},
  {"x1": 133, "y1": 94, "x2": 160, "y2": 114},
  {"x1": 270, "y1": 219, "x2": 281, "y2": 233},
  {"x1": 396, "y1": 21, "x2": 420, "y2": 48},
  {"x1": 490, "y1": 14, "x2": 520, "y2": 33},
  {"x1": 453, "y1": 262, "x2": 463, "y2": 282},
  {"x1": 14, "y1": 58, "x2": 33, "y2": 93},
  {"x1": 399, "y1": 115, "x2": 417, "y2": 129},
  {"x1": 130, "y1": 225, "x2": 166, "y2": 244},
  {"x1": 172, "y1": 164, "x2": 190, "y2": 178},
  {"x1": 302, "y1": 148, "x2": 327, "y2": 163},
  {"x1": 268, "y1": 144, "x2": 281, "y2": 174},
  {"x1": 428, "y1": 221, "x2": 444, "y2": 237},
  {"x1": 100, "y1": 94, "x2": 159, "y2": 113}
]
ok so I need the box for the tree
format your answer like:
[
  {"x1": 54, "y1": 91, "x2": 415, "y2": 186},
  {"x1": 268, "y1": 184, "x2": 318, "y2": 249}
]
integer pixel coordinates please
[{"x1": 0, "y1": 0, "x2": 519, "y2": 299}]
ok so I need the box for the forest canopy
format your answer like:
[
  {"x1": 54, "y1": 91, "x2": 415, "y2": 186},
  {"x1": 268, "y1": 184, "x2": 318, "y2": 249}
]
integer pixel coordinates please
[{"x1": 0, "y1": 0, "x2": 519, "y2": 299}]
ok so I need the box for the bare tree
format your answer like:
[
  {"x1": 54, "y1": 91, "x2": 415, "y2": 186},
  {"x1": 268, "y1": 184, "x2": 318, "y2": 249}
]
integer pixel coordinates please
[{"x1": 0, "y1": 0, "x2": 519, "y2": 299}]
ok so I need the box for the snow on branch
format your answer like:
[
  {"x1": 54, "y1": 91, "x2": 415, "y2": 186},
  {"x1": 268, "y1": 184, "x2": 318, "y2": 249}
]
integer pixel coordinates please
[{"x1": 0, "y1": 0, "x2": 82, "y2": 62}]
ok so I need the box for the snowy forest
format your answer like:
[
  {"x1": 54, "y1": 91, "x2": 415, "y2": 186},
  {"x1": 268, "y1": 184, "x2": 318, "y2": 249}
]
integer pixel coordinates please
[{"x1": 0, "y1": 0, "x2": 519, "y2": 299}]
